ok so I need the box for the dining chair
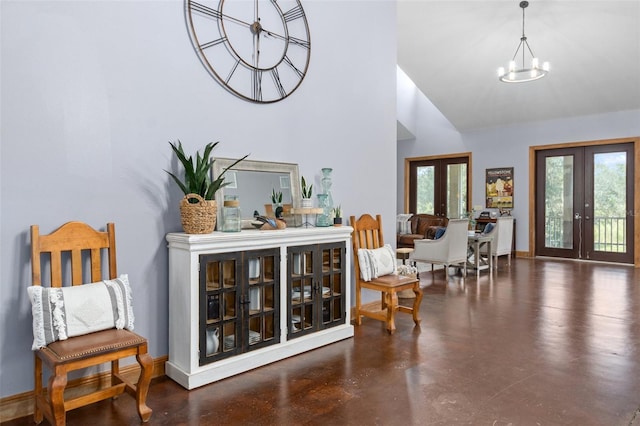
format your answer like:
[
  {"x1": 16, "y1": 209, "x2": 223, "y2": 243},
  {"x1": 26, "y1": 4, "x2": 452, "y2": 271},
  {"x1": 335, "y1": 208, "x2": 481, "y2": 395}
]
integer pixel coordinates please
[
  {"x1": 350, "y1": 214, "x2": 423, "y2": 334},
  {"x1": 29, "y1": 221, "x2": 152, "y2": 425}
]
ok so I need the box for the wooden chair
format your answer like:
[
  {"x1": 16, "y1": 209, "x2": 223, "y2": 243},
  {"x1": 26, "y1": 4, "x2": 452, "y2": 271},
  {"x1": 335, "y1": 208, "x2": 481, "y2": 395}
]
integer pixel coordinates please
[
  {"x1": 350, "y1": 214, "x2": 423, "y2": 334},
  {"x1": 30, "y1": 222, "x2": 152, "y2": 425}
]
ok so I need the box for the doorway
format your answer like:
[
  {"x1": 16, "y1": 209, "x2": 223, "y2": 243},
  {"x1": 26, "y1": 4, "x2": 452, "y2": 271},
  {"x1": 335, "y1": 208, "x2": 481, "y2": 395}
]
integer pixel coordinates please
[
  {"x1": 534, "y1": 142, "x2": 634, "y2": 263},
  {"x1": 406, "y1": 154, "x2": 470, "y2": 218}
]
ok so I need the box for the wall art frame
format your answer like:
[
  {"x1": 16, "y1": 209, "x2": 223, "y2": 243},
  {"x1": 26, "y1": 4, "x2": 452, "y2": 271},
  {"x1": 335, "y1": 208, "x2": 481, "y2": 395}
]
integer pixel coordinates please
[{"x1": 486, "y1": 167, "x2": 514, "y2": 209}]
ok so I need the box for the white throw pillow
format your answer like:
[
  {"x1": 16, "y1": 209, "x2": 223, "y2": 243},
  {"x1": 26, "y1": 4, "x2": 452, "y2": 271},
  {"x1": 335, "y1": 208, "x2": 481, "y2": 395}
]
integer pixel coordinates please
[
  {"x1": 27, "y1": 274, "x2": 135, "y2": 350},
  {"x1": 357, "y1": 244, "x2": 396, "y2": 282},
  {"x1": 396, "y1": 214, "x2": 413, "y2": 235}
]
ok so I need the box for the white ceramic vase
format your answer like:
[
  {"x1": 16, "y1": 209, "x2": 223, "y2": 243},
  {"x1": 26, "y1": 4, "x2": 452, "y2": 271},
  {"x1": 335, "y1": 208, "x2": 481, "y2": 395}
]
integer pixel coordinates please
[{"x1": 206, "y1": 329, "x2": 219, "y2": 355}]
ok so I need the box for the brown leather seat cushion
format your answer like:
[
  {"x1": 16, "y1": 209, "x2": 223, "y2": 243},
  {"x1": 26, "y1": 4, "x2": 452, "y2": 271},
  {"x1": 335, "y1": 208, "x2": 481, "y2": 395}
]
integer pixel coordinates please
[{"x1": 42, "y1": 329, "x2": 147, "y2": 362}]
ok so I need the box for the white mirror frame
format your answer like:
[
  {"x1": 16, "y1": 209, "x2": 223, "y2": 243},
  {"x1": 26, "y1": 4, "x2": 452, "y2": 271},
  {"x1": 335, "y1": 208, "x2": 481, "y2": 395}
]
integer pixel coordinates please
[{"x1": 212, "y1": 158, "x2": 300, "y2": 225}]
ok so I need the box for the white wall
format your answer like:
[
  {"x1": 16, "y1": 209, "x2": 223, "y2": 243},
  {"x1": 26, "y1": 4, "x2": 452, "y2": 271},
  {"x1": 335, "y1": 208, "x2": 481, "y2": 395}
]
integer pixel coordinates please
[
  {"x1": 396, "y1": 66, "x2": 466, "y2": 211},
  {"x1": 397, "y1": 68, "x2": 640, "y2": 253},
  {"x1": 0, "y1": 0, "x2": 398, "y2": 397}
]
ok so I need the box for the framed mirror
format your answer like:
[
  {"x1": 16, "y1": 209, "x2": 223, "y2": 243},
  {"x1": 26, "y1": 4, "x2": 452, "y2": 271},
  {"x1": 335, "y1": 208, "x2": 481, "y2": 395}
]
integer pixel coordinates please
[{"x1": 212, "y1": 158, "x2": 300, "y2": 227}]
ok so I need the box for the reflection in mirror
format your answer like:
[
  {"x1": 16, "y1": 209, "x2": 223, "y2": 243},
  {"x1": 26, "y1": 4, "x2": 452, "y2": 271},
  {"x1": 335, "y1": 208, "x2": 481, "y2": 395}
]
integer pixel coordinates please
[{"x1": 212, "y1": 158, "x2": 300, "y2": 227}]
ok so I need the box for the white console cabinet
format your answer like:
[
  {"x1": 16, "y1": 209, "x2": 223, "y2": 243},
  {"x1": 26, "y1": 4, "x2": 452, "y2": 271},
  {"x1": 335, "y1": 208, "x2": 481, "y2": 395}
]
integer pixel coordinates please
[{"x1": 166, "y1": 226, "x2": 354, "y2": 390}]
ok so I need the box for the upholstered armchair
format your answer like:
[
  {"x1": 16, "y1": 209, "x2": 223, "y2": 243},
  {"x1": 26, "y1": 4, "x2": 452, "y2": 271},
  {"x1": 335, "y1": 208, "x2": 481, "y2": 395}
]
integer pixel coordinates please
[
  {"x1": 480, "y1": 216, "x2": 514, "y2": 267},
  {"x1": 409, "y1": 219, "x2": 469, "y2": 277}
]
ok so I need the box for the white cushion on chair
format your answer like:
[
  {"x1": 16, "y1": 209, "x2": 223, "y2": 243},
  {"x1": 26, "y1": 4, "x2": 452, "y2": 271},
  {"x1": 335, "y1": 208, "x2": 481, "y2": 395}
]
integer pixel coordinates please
[
  {"x1": 357, "y1": 244, "x2": 396, "y2": 282},
  {"x1": 27, "y1": 274, "x2": 135, "y2": 350}
]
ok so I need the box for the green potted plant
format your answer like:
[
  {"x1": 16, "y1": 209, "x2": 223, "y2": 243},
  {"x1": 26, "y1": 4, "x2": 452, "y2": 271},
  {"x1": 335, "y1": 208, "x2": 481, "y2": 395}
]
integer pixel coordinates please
[
  {"x1": 332, "y1": 205, "x2": 342, "y2": 226},
  {"x1": 270, "y1": 188, "x2": 284, "y2": 218},
  {"x1": 271, "y1": 189, "x2": 283, "y2": 204},
  {"x1": 166, "y1": 140, "x2": 248, "y2": 233},
  {"x1": 300, "y1": 176, "x2": 313, "y2": 208}
]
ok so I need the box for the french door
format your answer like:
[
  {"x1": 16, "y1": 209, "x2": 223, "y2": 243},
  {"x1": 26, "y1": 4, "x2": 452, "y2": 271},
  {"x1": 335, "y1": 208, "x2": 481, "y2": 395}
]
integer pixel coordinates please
[
  {"x1": 535, "y1": 143, "x2": 634, "y2": 263},
  {"x1": 407, "y1": 156, "x2": 469, "y2": 218}
]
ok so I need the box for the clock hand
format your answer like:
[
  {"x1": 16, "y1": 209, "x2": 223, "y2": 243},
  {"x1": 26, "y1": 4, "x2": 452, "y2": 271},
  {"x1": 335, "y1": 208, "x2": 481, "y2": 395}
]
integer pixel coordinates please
[
  {"x1": 263, "y1": 29, "x2": 285, "y2": 41},
  {"x1": 220, "y1": 12, "x2": 252, "y2": 28},
  {"x1": 189, "y1": 1, "x2": 252, "y2": 28},
  {"x1": 250, "y1": 19, "x2": 262, "y2": 68},
  {"x1": 251, "y1": 18, "x2": 262, "y2": 100},
  {"x1": 263, "y1": 29, "x2": 309, "y2": 49}
]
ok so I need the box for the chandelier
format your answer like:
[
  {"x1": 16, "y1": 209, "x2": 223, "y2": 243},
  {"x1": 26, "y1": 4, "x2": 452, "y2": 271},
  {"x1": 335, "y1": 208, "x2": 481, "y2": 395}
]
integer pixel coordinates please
[{"x1": 498, "y1": 1, "x2": 550, "y2": 83}]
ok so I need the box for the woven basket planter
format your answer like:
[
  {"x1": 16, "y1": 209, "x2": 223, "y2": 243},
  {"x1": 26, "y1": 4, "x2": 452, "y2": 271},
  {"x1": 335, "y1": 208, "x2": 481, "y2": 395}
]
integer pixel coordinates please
[{"x1": 180, "y1": 193, "x2": 217, "y2": 234}]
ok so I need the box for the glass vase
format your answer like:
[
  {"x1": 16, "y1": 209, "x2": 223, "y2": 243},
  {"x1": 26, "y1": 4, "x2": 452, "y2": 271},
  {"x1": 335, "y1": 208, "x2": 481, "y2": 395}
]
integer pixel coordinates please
[
  {"x1": 222, "y1": 195, "x2": 241, "y2": 232},
  {"x1": 321, "y1": 168, "x2": 334, "y2": 213},
  {"x1": 316, "y1": 194, "x2": 331, "y2": 227}
]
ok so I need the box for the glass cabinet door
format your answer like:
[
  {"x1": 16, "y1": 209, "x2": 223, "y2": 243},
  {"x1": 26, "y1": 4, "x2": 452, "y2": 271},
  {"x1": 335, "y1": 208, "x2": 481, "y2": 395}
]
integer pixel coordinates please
[
  {"x1": 288, "y1": 245, "x2": 317, "y2": 337},
  {"x1": 288, "y1": 242, "x2": 345, "y2": 339},
  {"x1": 200, "y1": 253, "x2": 241, "y2": 365},
  {"x1": 199, "y1": 249, "x2": 281, "y2": 366},
  {"x1": 320, "y1": 242, "x2": 345, "y2": 327},
  {"x1": 245, "y1": 249, "x2": 280, "y2": 351}
]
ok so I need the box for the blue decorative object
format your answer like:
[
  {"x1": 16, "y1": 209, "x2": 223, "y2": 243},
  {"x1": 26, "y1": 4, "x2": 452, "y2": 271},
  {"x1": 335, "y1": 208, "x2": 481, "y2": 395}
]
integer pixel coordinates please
[
  {"x1": 482, "y1": 223, "x2": 494, "y2": 234},
  {"x1": 434, "y1": 227, "x2": 446, "y2": 239}
]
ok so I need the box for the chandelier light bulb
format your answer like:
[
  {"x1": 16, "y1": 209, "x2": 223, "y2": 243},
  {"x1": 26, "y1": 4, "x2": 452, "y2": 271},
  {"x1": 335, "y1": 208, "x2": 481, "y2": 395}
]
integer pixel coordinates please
[
  {"x1": 532, "y1": 57, "x2": 539, "y2": 68},
  {"x1": 498, "y1": 67, "x2": 505, "y2": 77}
]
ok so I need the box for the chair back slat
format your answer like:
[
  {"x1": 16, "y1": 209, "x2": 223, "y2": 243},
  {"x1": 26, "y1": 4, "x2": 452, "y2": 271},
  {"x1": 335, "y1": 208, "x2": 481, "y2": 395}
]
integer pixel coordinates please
[
  {"x1": 90, "y1": 248, "x2": 103, "y2": 283},
  {"x1": 106, "y1": 223, "x2": 117, "y2": 279},
  {"x1": 50, "y1": 251, "x2": 63, "y2": 287},
  {"x1": 71, "y1": 249, "x2": 83, "y2": 285}
]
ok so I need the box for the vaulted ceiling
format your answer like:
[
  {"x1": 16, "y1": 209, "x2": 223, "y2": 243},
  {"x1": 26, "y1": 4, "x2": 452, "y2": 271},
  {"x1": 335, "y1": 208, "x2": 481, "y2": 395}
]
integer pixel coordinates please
[{"x1": 397, "y1": 1, "x2": 640, "y2": 132}]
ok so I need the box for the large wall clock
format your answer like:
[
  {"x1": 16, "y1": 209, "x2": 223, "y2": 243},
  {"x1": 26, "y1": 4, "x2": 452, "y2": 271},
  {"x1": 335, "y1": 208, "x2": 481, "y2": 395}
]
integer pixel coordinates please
[{"x1": 185, "y1": 0, "x2": 311, "y2": 103}]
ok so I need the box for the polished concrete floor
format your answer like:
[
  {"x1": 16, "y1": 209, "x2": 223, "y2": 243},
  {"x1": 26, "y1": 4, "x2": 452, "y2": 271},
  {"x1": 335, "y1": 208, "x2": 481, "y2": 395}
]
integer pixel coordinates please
[{"x1": 5, "y1": 258, "x2": 640, "y2": 425}]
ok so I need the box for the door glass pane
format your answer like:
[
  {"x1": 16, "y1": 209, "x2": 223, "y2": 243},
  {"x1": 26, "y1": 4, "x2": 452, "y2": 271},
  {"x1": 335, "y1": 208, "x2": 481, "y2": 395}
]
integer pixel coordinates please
[
  {"x1": 446, "y1": 163, "x2": 467, "y2": 218},
  {"x1": 545, "y1": 156, "x2": 574, "y2": 249},
  {"x1": 416, "y1": 165, "x2": 435, "y2": 214},
  {"x1": 593, "y1": 152, "x2": 627, "y2": 253}
]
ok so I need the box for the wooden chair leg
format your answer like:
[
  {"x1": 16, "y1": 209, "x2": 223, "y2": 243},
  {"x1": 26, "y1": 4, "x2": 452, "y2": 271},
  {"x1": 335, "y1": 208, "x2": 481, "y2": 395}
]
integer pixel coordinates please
[
  {"x1": 111, "y1": 360, "x2": 122, "y2": 399},
  {"x1": 355, "y1": 285, "x2": 363, "y2": 326},
  {"x1": 412, "y1": 283, "x2": 423, "y2": 325},
  {"x1": 136, "y1": 352, "x2": 153, "y2": 422},
  {"x1": 385, "y1": 291, "x2": 397, "y2": 334},
  {"x1": 34, "y1": 356, "x2": 43, "y2": 424},
  {"x1": 49, "y1": 367, "x2": 68, "y2": 426}
]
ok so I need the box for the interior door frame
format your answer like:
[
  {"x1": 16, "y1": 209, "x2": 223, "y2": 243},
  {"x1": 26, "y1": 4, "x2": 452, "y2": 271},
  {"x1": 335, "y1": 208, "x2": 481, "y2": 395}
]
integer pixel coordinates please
[
  {"x1": 529, "y1": 137, "x2": 640, "y2": 267},
  {"x1": 404, "y1": 152, "x2": 472, "y2": 215}
]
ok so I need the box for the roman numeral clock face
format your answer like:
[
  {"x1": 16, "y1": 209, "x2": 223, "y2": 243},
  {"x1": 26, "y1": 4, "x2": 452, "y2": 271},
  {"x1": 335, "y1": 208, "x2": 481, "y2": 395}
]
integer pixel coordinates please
[{"x1": 186, "y1": 0, "x2": 311, "y2": 103}]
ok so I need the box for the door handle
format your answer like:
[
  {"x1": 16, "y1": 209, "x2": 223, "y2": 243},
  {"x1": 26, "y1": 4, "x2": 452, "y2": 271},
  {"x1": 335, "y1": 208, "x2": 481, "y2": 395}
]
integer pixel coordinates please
[{"x1": 574, "y1": 213, "x2": 581, "y2": 219}]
